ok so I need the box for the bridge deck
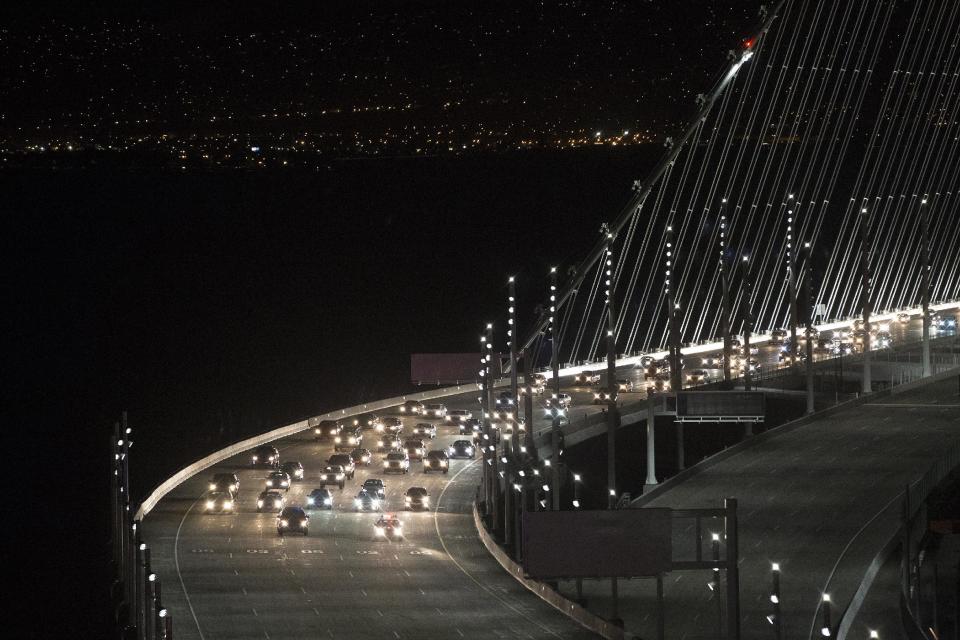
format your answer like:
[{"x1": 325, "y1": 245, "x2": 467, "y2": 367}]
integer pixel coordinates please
[{"x1": 559, "y1": 375, "x2": 960, "y2": 640}]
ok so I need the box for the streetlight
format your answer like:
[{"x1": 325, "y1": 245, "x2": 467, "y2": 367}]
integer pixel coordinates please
[
  {"x1": 769, "y1": 562, "x2": 783, "y2": 640},
  {"x1": 821, "y1": 593, "x2": 832, "y2": 637}
]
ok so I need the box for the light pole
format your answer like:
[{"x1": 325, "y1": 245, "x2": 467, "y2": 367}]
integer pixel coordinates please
[
  {"x1": 921, "y1": 197, "x2": 931, "y2": 377},
  {"x1": 720, "y1": 204, "x2": 733, "y2": 386},
  {"x1": 742, "y1": 256, "x2": 754, "y2": 394},
  {"x1": 665, "y1": 224, "x2": 684, "y2": 470},
  {"x1": 665, "y1": 224, "x2": 683, "y2": 392},
  {"x1": 508, "y1": 276, "x2": 519, "y2": 457},
  {"x1": 572, "y1": 473, "x2": 582, "y2": 508},
  {"x1": 821, "y1": 593, "x2": 833, "y2": 637},
  {"x1": 549, "y1": 267, "x2": 562, "y2": 510},
  {"x1": 769, "y1": 562, "x2": 783, "y2": 640},
  {"x1": 787, "y1": 195, "x2": 799, "y2": 364},
  {"x1": 603, "y1": 227, "x2": 620, "y2": 509},
  {"x1": 859, "y1": 207, "x2": 872, "y2": 394},
  {"x1": 803, "y1": 242, "x2": 815, "y2": 415}
]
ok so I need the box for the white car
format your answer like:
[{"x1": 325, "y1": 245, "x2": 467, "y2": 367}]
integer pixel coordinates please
[
  {"x1": 424, "y1": 403, "x2": 447, "y2": 418},
  {"x1": 445, "y1": 409, "x2": 473, "y2": 423}
]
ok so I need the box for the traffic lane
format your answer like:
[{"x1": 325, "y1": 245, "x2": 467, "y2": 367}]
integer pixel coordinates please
[{"x1": 151, "y1": 410, "x2": 597, "y2": 639}]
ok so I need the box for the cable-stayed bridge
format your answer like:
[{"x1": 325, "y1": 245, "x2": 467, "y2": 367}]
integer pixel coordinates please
[{"x1": 116, "y1": 2, "x2": 960, "y2": 640}]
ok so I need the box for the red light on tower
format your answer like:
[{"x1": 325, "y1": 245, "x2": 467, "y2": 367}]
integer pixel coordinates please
[{"x1": 744, "y1": 37, "x2": 755, "y2": 49}]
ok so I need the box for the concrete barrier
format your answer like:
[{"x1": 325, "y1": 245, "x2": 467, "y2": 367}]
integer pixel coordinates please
[
  {"x1": 136, "y1": 382, "x2": 482, "y2": 519},
  {"x1": 471, "y1": 503, "x2": 633, "y2": 640}
]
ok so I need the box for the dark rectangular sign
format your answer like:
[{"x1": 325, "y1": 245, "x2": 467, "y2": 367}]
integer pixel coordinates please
[
  {"x1": 522, "y1": 509, "x2": 672, "y2": 579},
  {"x1": 411, "y1": 353, "x2": 484, "y2": 385},
  {"x1": 676, "y1": 391, "x2": 765, "y2": 417}
]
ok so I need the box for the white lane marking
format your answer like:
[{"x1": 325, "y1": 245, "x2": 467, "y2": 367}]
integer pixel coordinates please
[
  {"x1": 242, "y1": 587, "x2": 248, "y2": 596},
  {"x1": 434, "y1": 460, "x2": 564, "y2": 638},
  {"x1": 361, "y1": 589, "x2": 368, "y2": 596},
  {"x1": 252, "y1": 608, "x2": 258, "y2": 617},
  {"x1": 313, "y1": 607, "x2": 320, "y2": 616},
  {"x1": 174, "y1": 494, "x2": 208, "y2": 640},
  {"x1": 456, "y1": 629, "x2": 464, "y2": 637},
  {"x1": 377, "y1": 609, "x2": 384, "y2": 617}
]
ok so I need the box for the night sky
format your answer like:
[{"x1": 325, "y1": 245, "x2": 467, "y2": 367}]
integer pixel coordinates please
[{"x1": 7, "y1": 3, "x2": 761, "y2": 637}]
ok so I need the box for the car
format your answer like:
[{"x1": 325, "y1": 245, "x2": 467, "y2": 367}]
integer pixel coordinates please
[
  {"x1": 832, "y1": 342, "x2": 855, "y2": 356},
  {"x1": 574, "y1": 370, "x2": 601, "y2": 385},
  {"x1": 362, "y1": 478, "x2": 386, "y2": 498},
  {"x1": 334, "y1": 426, "x2": 363, "y2": 451},
  {"x1": 404, "y1": 487, "x2": 430, "y2": 510},
  {"x1": 404, "y1": 438, "x2": 426, "y2": 461},
  {"x1": 208, "y1": 472, "x2": 239, "y2": 497},
  {"x1": 803, "y1": 326, "x2": 821, "y2": 339},
  {"x1": 306, "y1": 488, "x2": 334, "y2": 510},
  {"x1": 777, "y1": 350, "x2": 804, "y2": 364},
  {"x1": 616, "y1": 379, "x2": 635, "y2": 392},
  {"x1": 350, "y1": 447, "x2": 373, "y2": 466},
  {"x1": 327, "y1": 453, "x2": 356, "y2": 478},
  {"x1": 646, "y1": 377, "x2": 670, "y2": 393},
  {"x1": 373, "y1": 514, "x2": 403, "y2": 539},
  {"x1": 424, "y1": 403, "x2": 448, "y2": 418},
  {"x1": 770, "y1": 328, "x2": 788, "y2": 341},
  {"x1": 383, "y1": 452, "x2": 410, "y2": 474},
  {"x1": 460, "y1": 418, "x2": 482, "y2": 435},
  {"x1": 265, "y1": 470, "x2": 291, "y2": 491},
  {"x1": 495, "y1": 391, "x2": 516, "y2": 409},
  {"x1": 875, "y1": 331, "x2": 893, "y2": 349},
  {"x1": 521, "y1": 374, "x2": 546, "y2": 395},
  {"x1": 204, "y1": 492, "x2": 235, "y2": 514},
  {"x1": 378, "y1": 417, "x2": 403, "y2": 435},
  {"x1": 353, "y1": 412, "x2": 381, "y2": 430},
  {"x1": 313, "y1": 419, "x2": 343, "y2": 441},
  {"x1": 251, "y1": 445, "x2": 279, "y2": 468},
  {"x1": 412, "y1": 423, "x2": 437, "y2": 439},
  {"x1": 686, "y1": 369, "x2": 708, "y2": 383},
  {"x1": 277, "y1": 506, "x2": 308, "y2": 536},
  {"x1": 638, "y1": 355, "x2": 657, "y2": 368},
  {"x1": 544, "y1": 393, "x2": 572, "y2": 409},
  {"x1": 448, "y1": 440, "x2": 475, "y2": 459},
  {"x1": 376, "y1": 434, "x2": 403, "y2": 453},
  {"x1": 398, "y1": 400, "x2": 424, "y2": 415},
  {"x1": 933, "y1": 314, "x2": 958, "y2": 330},
  {"x1": 318, "y1": 465, "x2": 346, "y2": 489},
  {"x1": 736, "y1": 358, "x2": 762, "y2": 373},
  {"x1": 446, "y1": 409, "x2": 473, "y2": 423},
  {"x1": 592, "y1": 387, "x2": 616, "y2": 404},
  {"x1": 701, "y1": 355, "x2": 723, "y2": 368},
  {"x1": 897, "y1": 312, "x2": 911, "y2": 324},
  {"x1": 423, "y1": 450, "x2": 449, "y2": 474},
  {"x1": 354, "y1": 489, "x2": 382, "y2": 511},
  {"x1": 257, "y1": 490, "x2": 285, "y2": 513},
  {"x1": 280, "y1": 461, "x2": 304, "y2": 482}
]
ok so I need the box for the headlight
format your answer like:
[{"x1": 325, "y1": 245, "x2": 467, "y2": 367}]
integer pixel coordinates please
[
  {"x1": 266, "y1": 480, "x2": 273, "y2": 486},
  {"x1": 323, "y1": 498, "x2": 332, "y2": 505},
  {"x1": 280, "y1": 519, "x2": 288, "y2": 527},
  {"x1": 337, "y1": 474, "x2": 344, "y2": 480},
  {"x1": 282, "y1": 480, "x2": 289, "y2": 486},
  {"x1": 274, "y1": 500, "x2": 281, "y2": 508},
  {"x1": 229, "y1": 484, "x2": 237, "y2": 491},
  {"x1": 405, "y1": 496, "x2": 412, "y2": 502},
  {"x1": 400, "y1": 407, "x2": 406, "y2": 412},
  {"x1": 257, "y1": 500, "x2": 264, "y2": 508},
  {"x1": 375, "y1": 527, "x2": 385, "y2": 536},
  {"x1": 394, "y1": 525, "x2": 402, "y2": 532},
  {"x1": 378, "y1": 441, "x2": 384, "y2": 447},
  {"x1": 422, "y1": 497, "x2": 430, "y2": 505},
  {"x1": 301, "y1": 520, "x2": 308, "y2": 527},
  {"x1": 372, "y1": 500, "x2": 380, "y2": 509},
  {"x1": 383, "y1": 461, "x2": 389, "y2": 467},
  {"x1": 441, "y1": 461, "x2": 448, "y2": 467},
  {"x1": 252, "y1": 456, "x2": 258, "y2": 462},
  {"x1": 307, "y1": 497, "x2": 315, "y2": 505},
  {"x1": 466, "y1": 447, "x2": 473, "y2": 453},
  {"x1": 224, "y1": 501, "x2": 233, "y2": 509},
  {"x1": 296, "y1": 470, "x2": 303, "y2": 477},
  {"x1": 448, "y1": 447, "x2": 455, "y2": 454},
  {"x1": 206, "y1": 500, "x2": 215, "y2": 509},
  {"x1": 354, "y1": 499, "x2": 361, "y2": 506},
  {"x1": 335, "y1": 436, "x2": 342, "y2": 443},
  {"x1": 209, "y1": 483, "x2": 217, "y2": 491}
]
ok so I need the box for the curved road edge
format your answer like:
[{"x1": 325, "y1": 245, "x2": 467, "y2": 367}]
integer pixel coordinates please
[{"x1": 471, "y1": 503, "x2": 632, "y2": 640}]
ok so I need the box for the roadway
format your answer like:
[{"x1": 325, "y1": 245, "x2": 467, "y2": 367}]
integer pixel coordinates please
[
  {"x1": 557, "y1": 371, "x2": 960, "y2": 640},
  {"x1": 141, "y1": 390, "x2": 598, "y2": 640}
]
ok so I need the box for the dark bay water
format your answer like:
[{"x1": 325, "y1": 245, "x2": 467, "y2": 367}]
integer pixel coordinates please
[{"x1": 8, "y1": 148, "x2": 663, "y2": 636}]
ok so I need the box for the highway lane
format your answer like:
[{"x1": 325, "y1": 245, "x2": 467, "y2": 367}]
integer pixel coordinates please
[{"x1": 143, "y1": 391, "x2": 598, "y2": 640}]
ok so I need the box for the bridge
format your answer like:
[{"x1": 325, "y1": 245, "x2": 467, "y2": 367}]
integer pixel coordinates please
[{"x1": 112, "y1": 1, "x2": 960, "y2": 639}]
